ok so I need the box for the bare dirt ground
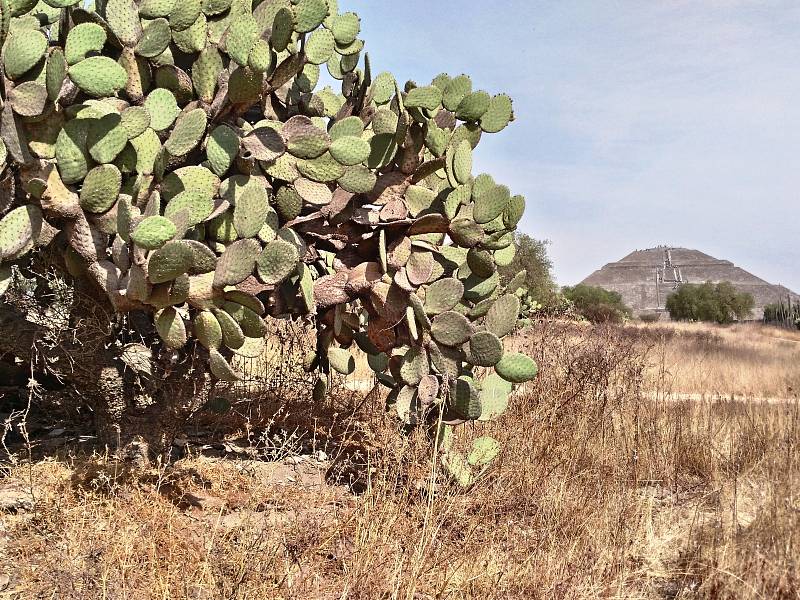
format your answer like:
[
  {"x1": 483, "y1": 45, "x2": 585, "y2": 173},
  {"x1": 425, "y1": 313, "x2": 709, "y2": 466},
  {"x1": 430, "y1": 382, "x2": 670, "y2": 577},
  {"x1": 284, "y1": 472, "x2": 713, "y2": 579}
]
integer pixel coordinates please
[{"x1": 1, "y1": 320, "x2": 798, "y2": 599}]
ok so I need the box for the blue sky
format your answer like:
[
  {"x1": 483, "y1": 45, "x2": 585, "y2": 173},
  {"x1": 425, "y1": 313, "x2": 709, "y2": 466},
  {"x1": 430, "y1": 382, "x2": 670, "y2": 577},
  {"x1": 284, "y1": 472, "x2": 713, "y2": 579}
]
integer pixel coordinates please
[{"x1": 344, "y1": 1, "x2": 800, "y2": 291}]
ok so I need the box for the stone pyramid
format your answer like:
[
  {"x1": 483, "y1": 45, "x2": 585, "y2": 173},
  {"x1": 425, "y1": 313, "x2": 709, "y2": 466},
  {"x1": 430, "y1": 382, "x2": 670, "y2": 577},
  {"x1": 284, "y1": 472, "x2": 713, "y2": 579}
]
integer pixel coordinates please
[{"x1": 580, "y1": 246, "x2": 799, "y2": 319}]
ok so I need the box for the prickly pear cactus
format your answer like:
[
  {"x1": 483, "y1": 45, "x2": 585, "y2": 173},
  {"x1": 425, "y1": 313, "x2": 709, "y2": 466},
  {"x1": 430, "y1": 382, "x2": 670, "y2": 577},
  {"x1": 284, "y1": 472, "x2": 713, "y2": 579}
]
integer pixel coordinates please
[{"x1": 0, "y1": 0, "x2": 536, "y2": 475}]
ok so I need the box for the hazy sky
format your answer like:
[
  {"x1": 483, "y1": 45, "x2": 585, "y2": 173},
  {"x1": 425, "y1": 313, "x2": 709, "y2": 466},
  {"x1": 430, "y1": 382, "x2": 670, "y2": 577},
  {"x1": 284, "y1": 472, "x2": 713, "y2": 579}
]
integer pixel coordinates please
[{"x1": 344, "y1": 1, "x2": 800, "y2": 291}]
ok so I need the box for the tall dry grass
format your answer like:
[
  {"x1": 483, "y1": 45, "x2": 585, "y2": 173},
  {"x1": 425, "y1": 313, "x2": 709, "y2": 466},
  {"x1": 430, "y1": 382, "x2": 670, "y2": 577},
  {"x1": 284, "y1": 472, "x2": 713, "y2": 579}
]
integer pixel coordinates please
[
  {"x1": 635, "y1": 321, "x2": 800, "y2": 399},
  {"x1": 0, "y1": 321, "x2": 798, "y2": 598}
]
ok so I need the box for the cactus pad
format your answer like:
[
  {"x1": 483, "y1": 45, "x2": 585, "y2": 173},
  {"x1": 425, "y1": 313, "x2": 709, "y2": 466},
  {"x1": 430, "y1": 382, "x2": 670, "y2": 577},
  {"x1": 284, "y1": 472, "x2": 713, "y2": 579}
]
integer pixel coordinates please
[
  {"x1": 80, "y1": 164, "x2": 122, "y2": 213},
  {"x1": 495, "y1": 352, "x2": 538, "y2": 384},
  {"x1": 431, "y1": 310, "x2": 473, "y2": 347},
  {"x1": 131, "y1": 215, "x2": 176, "y2": 249},
  {"x1": 68, "y1": 56, "x2": 128, "y2": 96},
  {"x1": 155, "y1": 307, "x2": 187, "y2": 349},
  {"x1": 257, "y1": 239, "x2": 299, "y2": 285},
  {"x1": 328, "y1": 346, "x2": 355, "y2": 375}
]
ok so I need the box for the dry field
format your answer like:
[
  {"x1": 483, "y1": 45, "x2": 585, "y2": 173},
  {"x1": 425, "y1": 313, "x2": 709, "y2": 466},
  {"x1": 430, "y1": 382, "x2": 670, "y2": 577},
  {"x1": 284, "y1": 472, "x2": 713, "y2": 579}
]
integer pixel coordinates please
[{"x1": 0, "y1": 320, "x2": 798, "y2": 599}]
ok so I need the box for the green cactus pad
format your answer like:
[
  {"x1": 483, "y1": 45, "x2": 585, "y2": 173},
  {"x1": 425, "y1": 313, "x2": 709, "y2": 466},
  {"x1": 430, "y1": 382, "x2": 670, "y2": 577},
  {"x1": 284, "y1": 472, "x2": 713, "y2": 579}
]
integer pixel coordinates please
[
  {"x1": 285, "y1": 117, "x2": 330, "y2": 159},
  {"x1": 68, "y1": 56, "x2": 128, "y2": 96},
  {"x1": 449, "y1": 218, "x2": 484, "y2": 247},
  {"x1": 328, "y1": 346, "x2": 355, "y2": 375},
  {"x1": 502, "y1": 194, "x2": 525, "y2": 229},
  {"x1": 233, "y1": 186, "x2": 269, "y2": 238},
  {"x1": 493, "y1": 243, "x2": 515, "y2": 268},
  {"x1": 423, "y1": 278, "x2": 463, "y2": 315},
  {"x1": 274, "y1": 185, "x2": 302, "y2": 221},
  {"x1": 441, "y1": 451, "x2": 473, "y2": 487},
  {"x1": 467, "y1": 436, "x2": 501, "y2": 466},
  {"x1": 367, "y1": 351, "x2": 389, "y2": 373},
  {"x1": 399, "y1": 346, "x2": 428, "y2": 386},
  {"x1": 337, "y1": 165, "x2": 376, "y2": 194},
  {"x1": 222, "y1": 301, "x2": 266, "y2": 338},
  {"x1": 136, "y1": 18, "x2": 171, "y2": 58},
  {"x1": 451, "y1": 140, "x2": 472, "y2": 185},
  {"x1": 326, "y1": 116, "x2": 360, "y2": 141},
  {"x1": 192, "y1": 45, "x2": 223, "y2": 103},
  {"x1": 164, "y1": 108, "x2": 207, "y2": 156},
  {"x1": 442, "y1": 74, "x2": 471, "y2": 112},
  {"x1": 105, "y1": 0, "x2": 142, "y2": 46},
  {"x1": 80, "y1": 164, "x2": 122, "y2": 214},
  {"x1": 211, "y1": 307, "x2": 245, "y2": 350},
  {"x1": 495, "y1": 352, "x2": 538, "y2": 384},
  {"x1": 467, "y1": 330, "x2": 503, "y2": 367},
  {"x1": 456, "y1": 90, "x2": 490, "y2": 122},
  {"x1": 478, "y1": 373, "x2": 512, "y2": 421},
  {"x1": 183, "y1": 239, "x2": 217, "y2": 274},
  {"x1": 209, "y1": 347, "x2": 242, "y2": 381},
  {"x1": 329, "y1": 135, "x2": 370, "y2": 166},
  {"x1": 431, "y1": 310, "x2": 473, "y2": 347},
  {"x1": 131, "y1": 215, "x2": 176, "y2": 249},
  {"x1": 226, "y1": 13, "x2": 259, "y2": 66},
  {"x1": 473, "y1": 184, "x2": 510, "y2": 225},
  {"x1": 329, "y1": 11, "x2": 359, "y2": 45},
  {"x1": 305, "y1": 27, "x2": 334, "y2": 64},
  {"x1": 119, "y1": 106, "x2": 151, "y2": 139},
  {"x1": 270, "y1": 6, "x2": 293, "y2": 52},
  {"x1": 87, "y1": 113, "x2": 127, "y2": 164},
  {"x1": 404, "y1": 85, "x2": 442, "y2": 111},
  {"x1": 466, "y1": 247, "x2": 495, "y2": 278},
  {"x1": 64, "y1": 22, "x2": 106, "y2": 65},
  {"x1": 224, "y1": 289, "x2": 264, "y2": 315},
  {"x1": 164, "y1": 191, "x2": 213, "y2": 226},
  {"x1": 213, "y1": 238, "x2": 261, "y2": 287},
  {"x1": 293, "y1": 0, "x2": 327, "y2": 33},
  {"x1": 248, "y1": 39, "x2": 273, "y2": 72},
  {"x1": 144, "y1": 88, "x2": 179, "y2": 131},
  {"x1": 0, "y1": 204, "x2": 43, "y2": 260},
  {"x1": 205, "y1": 125, "x2": 239, "y2": 176},
  {"x1": 3, "y1": 30, "x2": 47, "y2": 79},
  {"x1": 155, "y1": 307, "x2": 187, "y2": 349},
  {"x1": 140, "y1": 0, "x2": 177, "y2": 18},
  {"x1": 451, "y1": 375, "x2": 480, "y2": 420},
  {"x1": 45, "y1": 47, "x2": 67, "y2": 101},
  {"x1": 296, "y1": 152, "x2": 346, "y2": 182},
  {"x1": 148, "y1": 240, "x2": 194, "y2": 284},
  {"x1": 480, "y1": 94, "x2": 513, "y2": 133},
  {"x1": 194, "y1": 310, "x2": 222, "y2": 349},
  {"x1": 484, "y1": 294, "x2": 520, "y2": 338},
  {"x1": 256, "y1": 239, "x2": 299, "y2": 285},
  {"x1": 366, "y1": 133, "x2": 396, "y2": 170},
  {"x1": 404, "y1": 186, "x2": 436, "y2": 218},
  {"x1": 168, "y1": 0, "x2": 201, "y2": 31}
]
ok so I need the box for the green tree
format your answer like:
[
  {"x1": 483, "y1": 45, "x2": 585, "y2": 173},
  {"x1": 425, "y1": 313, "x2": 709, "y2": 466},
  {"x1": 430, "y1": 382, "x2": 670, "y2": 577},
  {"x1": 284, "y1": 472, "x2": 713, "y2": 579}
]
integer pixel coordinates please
[
  {"x1": 497, "y1": 234, "x2": 556, "y2": 304},
  {"x1": 665, "y1": 282, "x2": 754, "y2": 324},
  {"x1": 561, "y1": 284, "x2": 632, "y2": 324}
]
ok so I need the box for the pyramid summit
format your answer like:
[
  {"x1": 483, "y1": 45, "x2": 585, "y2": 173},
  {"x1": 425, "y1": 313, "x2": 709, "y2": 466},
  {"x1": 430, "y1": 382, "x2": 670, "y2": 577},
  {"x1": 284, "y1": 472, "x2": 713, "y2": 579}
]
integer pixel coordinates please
[{"x1": 579, "y1": 246, "x2": 799, "y2": 320}]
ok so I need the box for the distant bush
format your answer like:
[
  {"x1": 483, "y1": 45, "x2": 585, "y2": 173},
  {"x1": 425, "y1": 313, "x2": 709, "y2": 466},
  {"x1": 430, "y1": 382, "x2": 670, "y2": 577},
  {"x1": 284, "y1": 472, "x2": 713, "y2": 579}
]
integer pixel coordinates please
[
  {"x1": 561, "y1": 285, "x2": 632, "y2": 324},
  {"x1": 639, "y1": 313, "x2": 661, "y2": 324},
  {"x1": 665, "y1": 282, "x2": 754, "y2": 324}
]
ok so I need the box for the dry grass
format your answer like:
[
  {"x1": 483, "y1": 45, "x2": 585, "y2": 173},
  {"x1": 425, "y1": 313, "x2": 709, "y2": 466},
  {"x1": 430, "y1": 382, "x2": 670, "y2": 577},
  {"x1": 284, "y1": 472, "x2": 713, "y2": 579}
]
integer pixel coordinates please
[
  {"x1": 1, "y1": 321, "x2": 799, "y2": 598},
  {"x1": 634, "y1": 321, "x2": 800, "y2": 398}
]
